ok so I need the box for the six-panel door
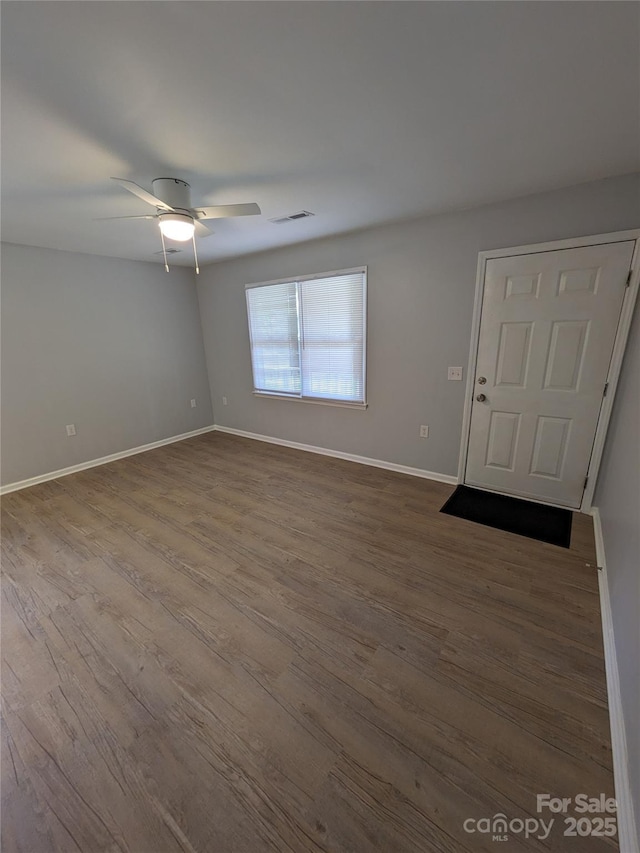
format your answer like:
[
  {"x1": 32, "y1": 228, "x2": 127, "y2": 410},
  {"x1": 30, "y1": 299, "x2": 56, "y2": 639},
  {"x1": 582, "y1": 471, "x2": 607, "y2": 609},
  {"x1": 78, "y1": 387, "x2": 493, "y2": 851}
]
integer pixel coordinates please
[{"x1": 465, "y1": 241, "x2": 634, "y2": 507}]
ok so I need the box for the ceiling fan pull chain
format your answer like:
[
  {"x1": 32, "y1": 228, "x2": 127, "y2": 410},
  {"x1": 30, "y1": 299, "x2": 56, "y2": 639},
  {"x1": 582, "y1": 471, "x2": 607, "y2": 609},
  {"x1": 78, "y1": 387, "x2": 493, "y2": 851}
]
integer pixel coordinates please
[
  {"x1": 160, "y1": 229, "x2": 170, "y2": 273},
  {"x1": 192, "y1": 234, "x2": 200, "y2": 275}
]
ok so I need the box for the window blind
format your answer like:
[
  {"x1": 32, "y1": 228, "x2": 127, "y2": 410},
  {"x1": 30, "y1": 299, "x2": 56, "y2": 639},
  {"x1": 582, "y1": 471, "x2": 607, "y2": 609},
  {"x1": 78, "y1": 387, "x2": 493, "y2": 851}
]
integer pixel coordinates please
[
  {"x1": 246, "y1": 269, "x2": 366, "y2": 405},
  {"x1": 246, "y1": 281, "x2": 301, "y2": 395},
  {"x1": 299, "y1": 272, "x2": 365, "y2": 402}
]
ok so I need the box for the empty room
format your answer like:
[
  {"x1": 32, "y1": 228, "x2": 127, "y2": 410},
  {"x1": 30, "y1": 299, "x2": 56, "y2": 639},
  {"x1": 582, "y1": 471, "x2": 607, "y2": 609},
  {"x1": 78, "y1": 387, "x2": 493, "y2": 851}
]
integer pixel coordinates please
[{"x1": 1, "y1": 2, "x2": 639, "y2": 852}]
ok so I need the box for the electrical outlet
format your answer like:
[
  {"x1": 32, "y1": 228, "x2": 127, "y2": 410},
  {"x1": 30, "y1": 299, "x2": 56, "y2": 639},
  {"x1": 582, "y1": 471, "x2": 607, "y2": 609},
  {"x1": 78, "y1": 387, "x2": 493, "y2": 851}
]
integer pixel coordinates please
[
  {"x1": 66, "y1": 424, "x2": 76, "y2": 436},
  {"x1": 190, "y1": 399, "x2": 197, "y2": 408},
  {"x1": 222, "y1": 396, "x2": 228, "y2": 406},
  {"x1": 419, "y1": 425, "x2": 429, "y2": 438},
  {"x1": 448, "y1": 366, "x2": 463, "y2": 381}
]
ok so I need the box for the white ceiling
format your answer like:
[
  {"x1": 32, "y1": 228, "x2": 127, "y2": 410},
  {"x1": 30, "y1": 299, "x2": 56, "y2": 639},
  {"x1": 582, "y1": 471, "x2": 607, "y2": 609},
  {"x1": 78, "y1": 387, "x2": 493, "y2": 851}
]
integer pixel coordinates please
[{"x1": 2, "y1": 1, "x2": 638, "y2": 267}]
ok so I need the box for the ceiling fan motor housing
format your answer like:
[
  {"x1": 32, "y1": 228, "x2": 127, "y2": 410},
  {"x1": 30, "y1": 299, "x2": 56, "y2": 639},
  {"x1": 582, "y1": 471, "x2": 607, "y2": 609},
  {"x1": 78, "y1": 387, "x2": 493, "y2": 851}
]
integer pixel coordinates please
[{"x1": 152, "y1": 178, "x2": 191, "y2": 212}]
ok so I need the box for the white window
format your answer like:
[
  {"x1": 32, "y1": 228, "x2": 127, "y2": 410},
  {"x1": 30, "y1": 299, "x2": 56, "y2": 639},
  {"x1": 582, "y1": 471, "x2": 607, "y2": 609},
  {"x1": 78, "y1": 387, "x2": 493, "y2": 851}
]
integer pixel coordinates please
[{"x1": 246, "y1": 268, "x2": 366, "y2": 406}]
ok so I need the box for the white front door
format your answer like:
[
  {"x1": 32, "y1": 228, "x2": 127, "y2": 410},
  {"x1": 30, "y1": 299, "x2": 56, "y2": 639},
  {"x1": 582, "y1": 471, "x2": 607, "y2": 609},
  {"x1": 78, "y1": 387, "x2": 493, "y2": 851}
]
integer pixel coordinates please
[{"x1": 465, "y1": 240, "x2": 634, "y2": 508}]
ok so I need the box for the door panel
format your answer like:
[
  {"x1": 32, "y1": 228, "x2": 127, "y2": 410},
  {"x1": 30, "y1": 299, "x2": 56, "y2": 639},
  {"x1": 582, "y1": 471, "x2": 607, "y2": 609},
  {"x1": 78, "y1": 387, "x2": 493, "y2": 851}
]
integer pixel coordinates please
[
  {"x1": 485, "y1": 412, "x2": 520, "y2": 470},
  {"x1": 465, "y1": 241, "x2": 634, "y2": 508},
  {"x1": 529, "y1": 416, "x2": 571, "y2": 479},
  {"x1": 495, "y1": 323, "x2": 532, "y2": 386},
  {"x1": 558, "y1": 267, "x2": 599, "y2": 294},
  {"x1": 543, "y1": 320, "x2": 589, "y2": 391},
  {"x1": 506, "y1": 273, "x2": 541, "y2": 298}
]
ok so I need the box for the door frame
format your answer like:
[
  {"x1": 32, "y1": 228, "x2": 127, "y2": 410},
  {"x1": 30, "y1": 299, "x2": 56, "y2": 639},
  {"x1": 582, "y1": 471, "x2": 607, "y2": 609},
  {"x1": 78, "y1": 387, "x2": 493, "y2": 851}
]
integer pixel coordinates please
[{"x1": 457, "y1": 229, "x2": 640, "y2": 513}]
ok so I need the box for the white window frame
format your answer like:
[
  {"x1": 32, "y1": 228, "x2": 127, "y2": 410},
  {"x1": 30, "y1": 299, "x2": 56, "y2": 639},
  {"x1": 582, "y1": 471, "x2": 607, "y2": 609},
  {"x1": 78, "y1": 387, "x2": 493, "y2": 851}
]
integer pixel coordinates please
[{"x1": 245, "y1": 266, "x2": 367, "y2": 409}]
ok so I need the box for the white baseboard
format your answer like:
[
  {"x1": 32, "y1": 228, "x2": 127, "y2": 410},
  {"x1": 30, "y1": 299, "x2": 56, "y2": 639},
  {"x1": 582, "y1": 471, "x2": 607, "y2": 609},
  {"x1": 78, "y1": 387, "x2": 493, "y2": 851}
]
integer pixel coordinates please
[
  {"x1": 591, "y1": 507, "x2": 639, "y2": 853},
  {"x1": 0, "y1": 425, "x2": 217, "y2": 495},
  {"x1": 213, "y1": 424, "x2": 458, "y2": 485},
  {"x1": 1, "y1": 423, "x2": 457, "y2": 496}
]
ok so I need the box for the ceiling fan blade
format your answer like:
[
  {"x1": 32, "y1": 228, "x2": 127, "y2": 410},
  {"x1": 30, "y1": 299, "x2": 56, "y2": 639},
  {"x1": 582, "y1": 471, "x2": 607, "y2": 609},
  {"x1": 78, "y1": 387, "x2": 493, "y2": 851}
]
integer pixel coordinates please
[
  {"x1": 194, "y1": 220, "x2": 213, "y2": 238},
  {"x1": 193, "y1": 203, "x2": 261, "y2": 220},
  {"x1": 111, "y1": 177, "x2": 174, "y2": 212},
  {"x1": 94, "y1": 214, "x2": 156, "y2": 221}
]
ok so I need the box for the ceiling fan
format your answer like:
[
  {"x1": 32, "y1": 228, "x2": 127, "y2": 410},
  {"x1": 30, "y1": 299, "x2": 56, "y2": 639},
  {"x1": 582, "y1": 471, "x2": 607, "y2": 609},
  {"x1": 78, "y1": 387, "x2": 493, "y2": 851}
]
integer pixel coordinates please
[{"x1": 101, "y1": 177, "x2": 261, "y2": 273}]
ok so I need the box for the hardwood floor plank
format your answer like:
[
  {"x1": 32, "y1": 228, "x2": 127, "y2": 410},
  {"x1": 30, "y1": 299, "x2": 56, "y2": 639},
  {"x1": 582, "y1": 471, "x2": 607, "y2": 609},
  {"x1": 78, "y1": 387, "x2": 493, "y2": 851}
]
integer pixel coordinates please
[
  {"x1": 277, "y1": 654, "x2": 531, "y2": 853},
  {"x1": 437, "y1": 630, "x2": 612, "y2": 771},
  {"x1": 3, "y1": 697, "x2": 186, "y2": 853},
  {"x1": 128, "y1": 710, "x2": 329, "y2": 853}
]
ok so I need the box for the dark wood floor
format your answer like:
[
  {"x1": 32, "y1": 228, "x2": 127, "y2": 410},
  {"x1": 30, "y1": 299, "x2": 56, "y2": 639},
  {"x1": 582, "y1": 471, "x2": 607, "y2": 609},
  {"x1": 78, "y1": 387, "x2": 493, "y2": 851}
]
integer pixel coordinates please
[{"x1": 1, "y1": 433, "x2": 617, "y2": 852}]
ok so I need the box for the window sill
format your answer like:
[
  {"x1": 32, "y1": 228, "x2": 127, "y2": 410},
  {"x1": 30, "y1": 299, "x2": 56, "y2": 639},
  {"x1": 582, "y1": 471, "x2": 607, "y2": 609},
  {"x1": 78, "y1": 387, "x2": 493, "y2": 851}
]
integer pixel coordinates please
[{"x1": 252, "y1": 391, "x2": 367, "y2": 410}]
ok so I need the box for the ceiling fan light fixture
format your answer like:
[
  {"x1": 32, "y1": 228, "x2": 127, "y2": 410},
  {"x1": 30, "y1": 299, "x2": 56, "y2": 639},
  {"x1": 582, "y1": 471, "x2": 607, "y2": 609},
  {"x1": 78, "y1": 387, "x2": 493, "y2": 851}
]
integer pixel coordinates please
[{"x1": 158, "y1": 212, "x2": 195, "y2": 242}]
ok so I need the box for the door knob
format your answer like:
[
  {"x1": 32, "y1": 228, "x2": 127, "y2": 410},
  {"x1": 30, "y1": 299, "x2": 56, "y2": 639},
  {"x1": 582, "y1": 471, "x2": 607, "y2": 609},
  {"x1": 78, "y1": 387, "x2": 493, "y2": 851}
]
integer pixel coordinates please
[
  {"x1": 476, "y1": 393, "x2": 487, "y2": 402},
  {"x1": 477, "y1": 376, "x2": 487, "y2": 385}
]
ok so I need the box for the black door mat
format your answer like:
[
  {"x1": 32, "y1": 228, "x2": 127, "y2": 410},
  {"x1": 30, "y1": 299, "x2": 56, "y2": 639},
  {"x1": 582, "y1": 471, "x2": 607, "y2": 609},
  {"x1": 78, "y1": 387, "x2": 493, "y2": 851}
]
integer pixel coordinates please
[{"x1": 440, "y1": 485, "x2": 572, "y2": 548}]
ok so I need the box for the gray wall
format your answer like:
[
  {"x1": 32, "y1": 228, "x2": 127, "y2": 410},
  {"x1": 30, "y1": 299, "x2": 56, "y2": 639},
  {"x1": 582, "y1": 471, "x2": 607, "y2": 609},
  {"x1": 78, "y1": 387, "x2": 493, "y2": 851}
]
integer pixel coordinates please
[
  {"x1": 595, "y1": 296, "x2": 640, "y2": 841},
  {"x1": 197, "y1": 172, "x2": 640, "y2": 475},
  {"x1": 1, "y1": 243, "x2": 213, "y2": 486}
]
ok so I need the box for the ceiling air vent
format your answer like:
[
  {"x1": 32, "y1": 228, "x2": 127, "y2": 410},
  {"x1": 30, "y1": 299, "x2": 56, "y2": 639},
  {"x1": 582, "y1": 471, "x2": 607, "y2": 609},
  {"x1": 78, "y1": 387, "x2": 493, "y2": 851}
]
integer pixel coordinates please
[
  {"x1": 153, "y1": 248, "x2": 181, "y2": 255},
  {"x1": 269, "y1": 211, "x2": 315, "y2": 225}
]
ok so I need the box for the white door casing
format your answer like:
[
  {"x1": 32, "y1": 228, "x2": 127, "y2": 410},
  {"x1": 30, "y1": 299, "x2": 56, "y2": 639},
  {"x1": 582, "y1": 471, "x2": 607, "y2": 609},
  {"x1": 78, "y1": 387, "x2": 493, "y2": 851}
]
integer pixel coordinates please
[{"x1": 464, "y1": 239, "x2": 635, "y2": 509}]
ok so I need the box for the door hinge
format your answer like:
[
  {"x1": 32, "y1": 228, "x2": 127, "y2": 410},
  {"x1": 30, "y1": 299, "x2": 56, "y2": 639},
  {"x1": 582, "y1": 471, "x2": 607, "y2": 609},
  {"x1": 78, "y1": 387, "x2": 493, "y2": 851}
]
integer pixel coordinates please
[
  {"x1": 626, "y1": 269, "x2": 633, "y2": 287},
  {"x1": 583, "y1": 475, "x2": 589, "y2": 489},
  {"x1": 603, "y1": 382, "x2": 609, "y2": 397}
]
